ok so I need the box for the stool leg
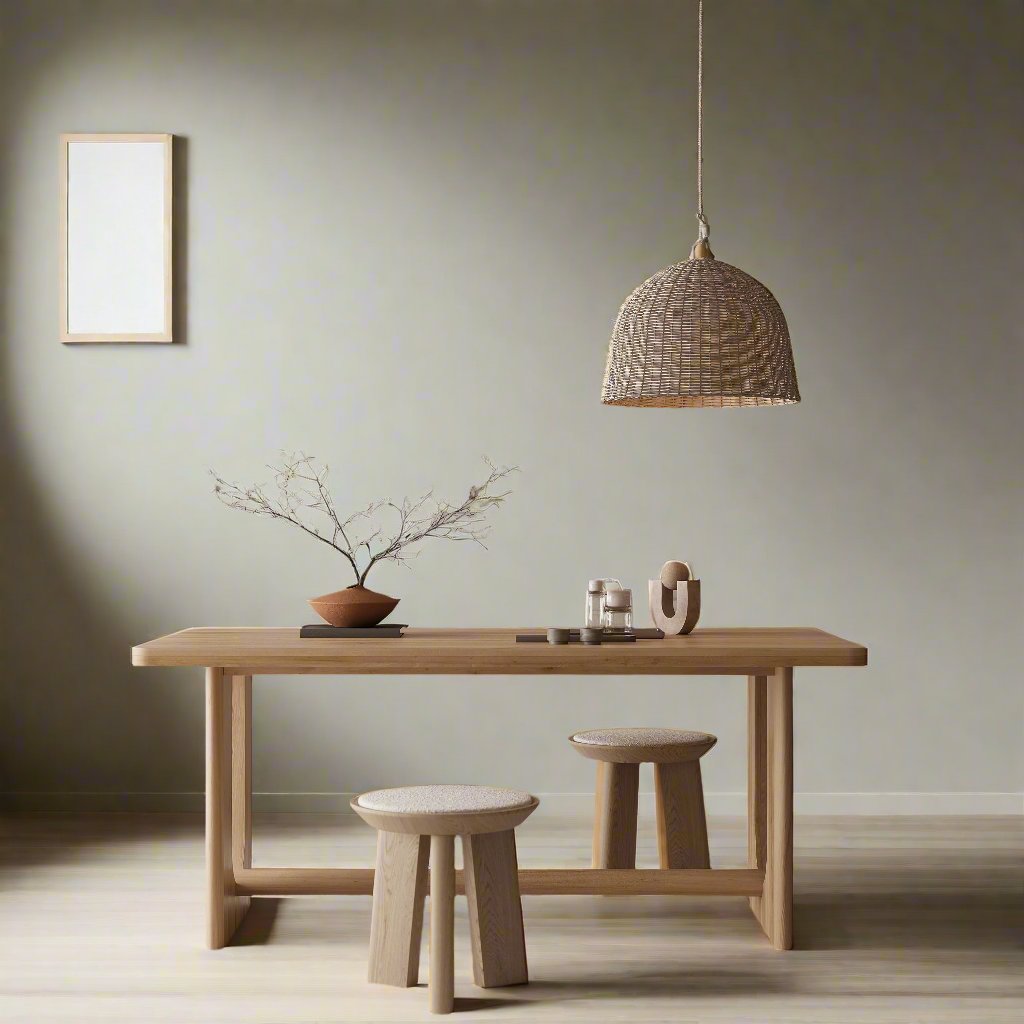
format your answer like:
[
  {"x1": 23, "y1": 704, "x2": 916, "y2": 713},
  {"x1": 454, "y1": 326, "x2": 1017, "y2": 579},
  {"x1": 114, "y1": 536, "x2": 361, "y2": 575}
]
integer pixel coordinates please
[
  {"x1": 463, "y1": 830, "x2": 528, "y2": 988},
  {"x1": 429, "y1": 835, "x2": 455, "y2": 1014},
  {"x1": 654, "y1": 760, "x2": 710, "y2": 869},
  {"x1": 368, "y1": 831, "x2": 429, "y2": 986},
  {"x1": 595, "y1": 761, "x2": 639, "y2": 868},
  {"x1": 591, "y1": 762, "x2": 606, "y2": 867}
]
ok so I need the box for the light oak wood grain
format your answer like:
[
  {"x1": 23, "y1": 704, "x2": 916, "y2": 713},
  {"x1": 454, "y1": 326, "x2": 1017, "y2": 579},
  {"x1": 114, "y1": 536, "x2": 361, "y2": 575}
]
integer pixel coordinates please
[
  {"x1": 654, "y1": 761, "x2": 710, "y2": 869},
  {"x1": 205, "y1": 669, "x2": 248, "y2": 948},
  {"x1": 595, "y1": 763, "x2": 640, "y2": 869},
  {"x1": 358, "y1": 798, "x2": 534, "y2": 1010},
  {"x1": 462, "y1": 830, "x2": 529, "y2": 988},
  {"x1": 429, "y1": 835, "x2": 456, "y2": 1014},
  {"x1": 592, "y1": 762, "x2": 607, "y2": 867},
  {"x1": 747, "y1": 674, "x2": 768, "y2": 929},
  {"x1": 766, "y1": 668, "x2": 794, "y2": 950},
  {"x1": 4, "y1": 813, "x2": 1020, "y2": 1023},
  {"x1": 173, "y1": 631, "x2": 865, "y2": 956},
  {"x1": 132, "y1": 626, "x2": 867, "y2": 674},
  {"x1": 230, "y1": 675, "x2": 252, "y2": 874},
  {"x1": 367, "y1": 832, "x2": 429, "y2": 987},
  {"x1": 578, "y1": 730, "x2": 715, "y2": 874},
  {"x1": 232, "y1": 866, "x2": 765, "y2": 897}
]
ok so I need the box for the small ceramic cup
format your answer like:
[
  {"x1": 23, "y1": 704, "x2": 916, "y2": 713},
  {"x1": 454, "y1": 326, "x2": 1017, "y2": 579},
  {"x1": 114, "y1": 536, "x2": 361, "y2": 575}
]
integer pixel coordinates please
[
  {"x1": 547, "y1": 628, "x2": 571, "y2": 644},
  {"x1": 580, "y1": 627, "x2": 604, "y2": 646}
]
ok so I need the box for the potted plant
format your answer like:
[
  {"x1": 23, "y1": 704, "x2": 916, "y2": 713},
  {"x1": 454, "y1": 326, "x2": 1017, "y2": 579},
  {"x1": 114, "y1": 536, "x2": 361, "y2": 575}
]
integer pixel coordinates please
[{"x1": 211, "y1": 454, "x2": 516, "y2": 627}]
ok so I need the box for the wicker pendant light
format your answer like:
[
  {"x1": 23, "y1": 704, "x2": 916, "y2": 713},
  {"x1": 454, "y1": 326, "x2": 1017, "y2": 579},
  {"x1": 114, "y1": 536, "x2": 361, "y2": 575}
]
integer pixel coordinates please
[{"x1": 602, "y1": 0, "x2": 799, "y2": 408}]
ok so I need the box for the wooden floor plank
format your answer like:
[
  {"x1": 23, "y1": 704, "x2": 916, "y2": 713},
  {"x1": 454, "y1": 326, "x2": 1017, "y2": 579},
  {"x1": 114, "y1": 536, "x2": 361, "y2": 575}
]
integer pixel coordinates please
[{"x1": 0, "y1": 812, "x2": 1021, "y2": 1023}]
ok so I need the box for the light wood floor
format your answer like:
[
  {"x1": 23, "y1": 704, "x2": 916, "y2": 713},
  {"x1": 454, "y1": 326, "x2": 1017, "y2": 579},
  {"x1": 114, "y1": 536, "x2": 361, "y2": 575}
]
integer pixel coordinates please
[{"x1": 1, "y1": 812, "x2": 1021, "y2": 1023}]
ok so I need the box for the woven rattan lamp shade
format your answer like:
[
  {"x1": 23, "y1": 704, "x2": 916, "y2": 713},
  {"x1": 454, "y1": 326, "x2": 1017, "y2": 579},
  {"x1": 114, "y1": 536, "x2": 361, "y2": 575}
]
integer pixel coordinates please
[
  {"x1": 601, "y1": 249, "x2": 800, "y2": 408},
  {"x1": 601, "y1": 0, "x2": 800, "y2": 409}
]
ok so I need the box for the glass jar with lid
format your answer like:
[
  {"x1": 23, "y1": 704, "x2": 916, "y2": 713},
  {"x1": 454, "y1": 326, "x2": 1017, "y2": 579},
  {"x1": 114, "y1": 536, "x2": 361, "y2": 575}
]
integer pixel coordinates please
[
  {"x1": 584, "y1": 578, "x2": 620, "y2": 630},
  {"x1": 602, "y1": 587, "x2": 633, "y2": 633}
]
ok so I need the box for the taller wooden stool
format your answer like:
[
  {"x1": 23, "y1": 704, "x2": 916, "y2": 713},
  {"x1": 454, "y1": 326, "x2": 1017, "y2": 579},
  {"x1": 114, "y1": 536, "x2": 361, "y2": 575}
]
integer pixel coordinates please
[
  {"x1": 352, "y1": 784, "x2": 539, "y2": 1015},
  {"x1": 570, "y1": 727, "x2": 717, "y2": 869}
]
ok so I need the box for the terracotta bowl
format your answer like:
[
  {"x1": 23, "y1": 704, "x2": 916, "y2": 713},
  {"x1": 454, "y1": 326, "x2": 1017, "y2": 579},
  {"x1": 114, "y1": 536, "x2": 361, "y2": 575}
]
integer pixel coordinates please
[{"x1": 308, "y1": 586, "x2": 399, "y2": 628}]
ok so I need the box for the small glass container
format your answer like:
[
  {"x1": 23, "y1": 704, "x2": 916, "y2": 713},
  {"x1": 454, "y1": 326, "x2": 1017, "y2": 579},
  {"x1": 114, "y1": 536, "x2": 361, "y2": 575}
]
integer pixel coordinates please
[
  {"x1": 585, "y1": 578, "x2": 620, "y2": 629},
  {"x1": 602, "y1": 588, "x2": 633, "y2": 633}
]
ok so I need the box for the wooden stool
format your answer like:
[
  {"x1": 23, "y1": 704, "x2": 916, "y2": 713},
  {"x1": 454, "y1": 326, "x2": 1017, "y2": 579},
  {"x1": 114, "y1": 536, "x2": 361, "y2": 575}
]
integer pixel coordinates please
[
  {"x1": 569, "y1": 728, "x2": 717, "y2": 870},
  {"x1": 352, "y1": 784, "x2": 539, "y2": 1015}
]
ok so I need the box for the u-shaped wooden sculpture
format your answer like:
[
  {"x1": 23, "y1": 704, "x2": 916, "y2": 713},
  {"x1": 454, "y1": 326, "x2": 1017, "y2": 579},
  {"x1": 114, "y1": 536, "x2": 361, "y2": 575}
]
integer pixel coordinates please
[{"x1": 649, "y1": 560, "x2": 701, "y2": 635}]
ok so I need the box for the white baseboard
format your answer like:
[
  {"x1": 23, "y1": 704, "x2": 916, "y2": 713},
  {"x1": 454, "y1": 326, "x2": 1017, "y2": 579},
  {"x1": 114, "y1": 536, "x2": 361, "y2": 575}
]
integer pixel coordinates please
[{"x1": 1, "y1": 790, "x2": 1020, "y2": 815}]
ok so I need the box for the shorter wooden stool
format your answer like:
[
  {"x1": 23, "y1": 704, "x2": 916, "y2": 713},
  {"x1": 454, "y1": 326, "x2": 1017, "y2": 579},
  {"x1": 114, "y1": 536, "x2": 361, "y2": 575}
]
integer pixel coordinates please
[
  {"x1": 570, "y1": 728, "x2": 717, "y2": 869},
  {"x1": 352, "y1": 784, "x2": 539, "y2": 1015}
]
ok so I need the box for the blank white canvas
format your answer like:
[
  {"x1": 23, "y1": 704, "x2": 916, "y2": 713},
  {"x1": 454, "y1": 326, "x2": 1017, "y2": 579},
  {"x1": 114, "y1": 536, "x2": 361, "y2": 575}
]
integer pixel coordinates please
[{"x1": 66, "y1": 141, "x2": 166, "y2": 334}]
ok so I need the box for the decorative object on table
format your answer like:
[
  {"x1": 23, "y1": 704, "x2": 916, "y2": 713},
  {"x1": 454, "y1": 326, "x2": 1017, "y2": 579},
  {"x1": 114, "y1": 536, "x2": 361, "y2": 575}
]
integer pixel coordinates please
[
  {"x1": 307, "y1": 586, "x2": 399, "y2": 628},
  {"x1": 602, "y1": 587, "x2": 633, "y2": 633},
  {"x1": 569, "y1": 727, "x2": 717, "y2": 869},
  {"x1": 299, "y1": 622, "x2": 408, "y2": 639},
  {"x1": 584, "y1": 578, "x2": 621, "y2": 629},
  {"x1": 517, "y1": 628, "x2": 661, "y2": 643},
  {"x1": 60, "y1": 133, "x2": 174, "y2": 343},
  {"x1": 601, "y1": 0, "x2": 799, "y2": 407},
  {"x1": 546, "y1": 627, "x2": 571, "y2": 645},
  {"x1": 649, "y1": 560, "x2": 701, "y2": 635},
  {"x1": 211, "y1": 453, "x2": 516, "y2": 628},
  {"x1": 580, "y1": 627, "x2": 604, "y2": 646}
]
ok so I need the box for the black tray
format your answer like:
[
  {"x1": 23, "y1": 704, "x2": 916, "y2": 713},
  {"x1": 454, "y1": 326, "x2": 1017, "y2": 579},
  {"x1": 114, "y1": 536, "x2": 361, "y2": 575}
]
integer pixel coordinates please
[
  {"x1": 300, "y1": 623, "x2": 407, "y2": 638},
  {"x1": 516, "y1": 628, "x2": 663, "y2": 643}
]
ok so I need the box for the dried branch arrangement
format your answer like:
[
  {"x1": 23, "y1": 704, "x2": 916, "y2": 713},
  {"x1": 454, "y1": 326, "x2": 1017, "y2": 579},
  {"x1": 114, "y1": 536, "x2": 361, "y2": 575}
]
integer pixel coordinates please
[{"x1": 211, "y1": 454, "x2": 516, "y2": 587}]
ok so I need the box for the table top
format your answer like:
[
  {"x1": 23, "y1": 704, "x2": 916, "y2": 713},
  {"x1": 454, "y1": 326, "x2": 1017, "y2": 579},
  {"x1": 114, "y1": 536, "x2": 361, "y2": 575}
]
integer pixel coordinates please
[{"x1": 131, "y1": 627, "x2": 867, "y2": 675}]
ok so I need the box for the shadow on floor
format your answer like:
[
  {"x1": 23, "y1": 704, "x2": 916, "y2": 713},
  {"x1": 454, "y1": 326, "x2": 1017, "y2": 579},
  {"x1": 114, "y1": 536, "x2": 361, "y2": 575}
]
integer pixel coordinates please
[
  {"x1": 522, "y1": 969, "x2": 788, "y2": 998},
  {"x1": 0, "y1": 812, "x2": 201, "y2": 877},
  {"x1": 796, "y1": 885, "x2": 1024, "y2": 952},
  {"x1": 233, "y1": 897, "x2": 283, "y2": 945}
]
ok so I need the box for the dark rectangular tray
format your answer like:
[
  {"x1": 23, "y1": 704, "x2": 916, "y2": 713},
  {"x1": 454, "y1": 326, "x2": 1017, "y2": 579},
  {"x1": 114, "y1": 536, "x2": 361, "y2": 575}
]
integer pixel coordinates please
[
  {"x1": 300, "y1": 624, "x2": 407, "y2": 639},
  {"x1": 516, "y1": 628, "x2": 663, "y2": 644}
]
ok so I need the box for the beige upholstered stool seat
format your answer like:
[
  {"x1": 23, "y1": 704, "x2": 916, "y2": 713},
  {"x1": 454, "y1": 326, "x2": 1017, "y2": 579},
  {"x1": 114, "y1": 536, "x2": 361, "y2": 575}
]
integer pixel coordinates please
[
  {"x1": 357, "y1": 783, "x2": 535, "y2": 814},
  {"x1": 570, "y1": 727, "x2": 717, "y2": 764},
  {"x1": 352, "y1": 784, "x2": 538, "y2": 1014},
  {"x1": 353, "y1": 784, "x2": 538, "y2": 836}
]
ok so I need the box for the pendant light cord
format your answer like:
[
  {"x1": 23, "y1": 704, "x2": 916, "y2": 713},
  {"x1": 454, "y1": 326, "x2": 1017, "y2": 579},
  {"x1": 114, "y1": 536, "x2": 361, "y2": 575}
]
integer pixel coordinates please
[{"x1": 696, "y1": 0, "x2": 709, "y2": 241}]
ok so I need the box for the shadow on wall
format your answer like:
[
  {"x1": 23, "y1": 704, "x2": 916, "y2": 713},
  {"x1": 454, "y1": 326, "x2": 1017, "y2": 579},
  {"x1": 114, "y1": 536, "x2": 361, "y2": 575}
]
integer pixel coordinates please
[
  {"x1": 0, "y1": 397, "x2": 199, "y2": 801},
  {"x1": 172, "y1": 137, "x2": 188, "y2": 347},
  {"x1": 1, "y1": 0, "x2": 1022, "y2": 808},
  {"x1": 0, "y1": 54, "x2": 196, "y2": 804}
]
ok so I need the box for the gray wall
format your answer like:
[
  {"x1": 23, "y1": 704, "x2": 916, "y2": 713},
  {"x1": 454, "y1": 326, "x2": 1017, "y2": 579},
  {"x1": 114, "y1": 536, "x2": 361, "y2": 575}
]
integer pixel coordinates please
[{"x1": 2, "y1": 0, "x2": 1021, "y2": 811}]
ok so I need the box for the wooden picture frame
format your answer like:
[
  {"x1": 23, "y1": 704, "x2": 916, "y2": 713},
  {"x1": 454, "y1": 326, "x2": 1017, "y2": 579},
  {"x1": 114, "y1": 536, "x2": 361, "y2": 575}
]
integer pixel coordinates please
[{"x1": 59, "y1": 133, "x2": 173, "y2": 343}]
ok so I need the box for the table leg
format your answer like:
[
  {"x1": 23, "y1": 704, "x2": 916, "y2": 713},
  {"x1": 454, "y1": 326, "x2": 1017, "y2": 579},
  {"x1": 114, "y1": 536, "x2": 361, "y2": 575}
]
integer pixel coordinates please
[
  {"x1": 765, "y1": 667, "x2": 794, "y2": 950},
  {"x1": 205, "y1": 667, "x2": 250, "y2": 948},
  {"x1": 746, "y1": 674, "x2": 768, "y2": 932},
  {"x1": 231, "y1": 675, "x2": 253, "y2": 873}
]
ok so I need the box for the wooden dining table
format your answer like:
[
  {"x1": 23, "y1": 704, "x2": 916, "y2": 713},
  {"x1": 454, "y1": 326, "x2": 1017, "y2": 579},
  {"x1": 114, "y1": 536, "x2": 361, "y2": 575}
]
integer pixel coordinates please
[{"x1": 131, "y1": 626, "x2": 867, "y2": 953}]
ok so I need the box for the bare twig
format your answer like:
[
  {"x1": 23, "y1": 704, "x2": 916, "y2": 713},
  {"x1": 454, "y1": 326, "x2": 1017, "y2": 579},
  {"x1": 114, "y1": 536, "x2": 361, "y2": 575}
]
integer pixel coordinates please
[{"x1": 211, "y1": 454, "x2": 517, "y2": 587}]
